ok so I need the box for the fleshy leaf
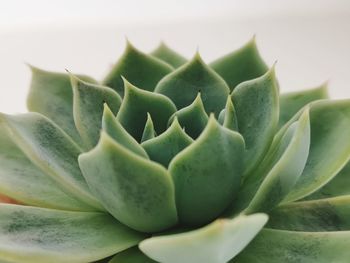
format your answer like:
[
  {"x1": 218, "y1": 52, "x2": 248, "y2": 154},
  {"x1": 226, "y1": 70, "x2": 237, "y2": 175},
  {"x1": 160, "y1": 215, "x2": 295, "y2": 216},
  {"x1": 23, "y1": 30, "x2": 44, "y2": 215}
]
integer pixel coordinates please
[
  {"x1": 0, "y1": 122, "x2": 91, "y2": 211},
  {"x1": 79, "y1": 132, "x2": 178, "y2": 233},
  {"x1": 305, "y1": 162, "x2": 350, "y2": 200},
  {"x1": 222, "y1": 96, "x2": 238, "y2": 130},
  {"x1": 267, "y1": 196, "x2": 350, "y2": 231},
  {"x1": 142, "y1": 117, "x2": 193, "y2": 167},
  {"x1": 279, "y1": 83, "x2": 328, "y2": 127},
  {"x1": 169, "y1": 116, "x2": 245, "y2": 226},
  {"x1": 234, "y1": 228, "x2": 350, "y2": 263},
  {"x1": 155, "y1": 53, "x2": 230, "y2": 116},
  {"x1": 140, "y1": 214, "x2": 268, "y2": 263},
  {"x1": 0, "y1": 204, "x2": 144, "y2": 263},
  {"x1": 150, "y1": 42, "x2": 187, "y2": 68},
  {"x1": 117, "y1": 79, "x2": 177, "y2": 141},
  {"x1": 71, "y1": 75, "x2": 122, "y2": 149},
  {"x1": 228, "y1": 110, "x2": 309, "y2": 215},
  {"x1": 102, "y1": 105, "x2": 149, "y2": 158},
  {"x1": 27, "y1": 66, "x2": 96, "y2": 143},
  {"x1": 109, "y1": 247, "x2": 156, "y2": 263},
  {"x1": 168, "y1": 94, "x2": 209, "y2": 138},
  {"x1": 141, "y1": 113, "x2": 156, "y2": 143},
  {"x1": 243, "y1": 110, "x2": 310, "y2": 214},
  {"x1": 284, "y1": 99, "x2": 350, "y2": 202},
  {"x1": 103, "y1": 41, "x2": 173, "y2": 96},
  {"x1": 0, "y1": 112, "x2": 103, "y2": 211},
  {"x1": 210, "y1": 37, "x2": 268, "y2": 91},
  {"x1": 231, "y1": 66, "x2": 279, "y2": 175}
]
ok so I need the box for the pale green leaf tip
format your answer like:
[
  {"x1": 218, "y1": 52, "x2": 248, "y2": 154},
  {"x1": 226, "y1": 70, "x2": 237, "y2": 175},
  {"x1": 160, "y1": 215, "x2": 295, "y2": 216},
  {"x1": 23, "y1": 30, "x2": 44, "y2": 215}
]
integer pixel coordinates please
[{"x1": 192, "y1": 50, "x2": 206, "y2": 65}]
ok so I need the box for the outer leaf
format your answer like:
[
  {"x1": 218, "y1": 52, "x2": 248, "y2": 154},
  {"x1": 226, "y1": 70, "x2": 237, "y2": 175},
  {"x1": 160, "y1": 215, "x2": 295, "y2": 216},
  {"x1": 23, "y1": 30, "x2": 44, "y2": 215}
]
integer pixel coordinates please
[
  {"x1": 155, "y1": 53, "x2": 230, "y2": 116},
  {"x1": 103, "y1": 41, "x2": 173, "y2": 96},
  {"x1": 279, "y1": 83, "x2": 328, "y2": 127},
  {"x1": 169, "y1": 116, "x2": 245, "y2": 226},
  {"x1": 0, "y1": 123, "x2": 90, "y2": 211},
  {"x1": 0, "y1": 204, "x2": 144, "y2": 263},
  {"x1": 284, "y1": 99, "x2": 350, "y2": 202},
  {"x1": 234, "y1": 228, "x2": 350, "y2": 263},
  {"x1": 117, "y1": 79, "x2": 177, "y2": 141},
  {"x1": 140, "y1": 214, "x2": 268, "y2": 263},
  {"x1": 267, "y1": 196, "x2": 350, "y2": 231},
  {"x1": 0, "y1": 113, "x2": 103, "y2": 211},
  {"x1": 305, "y1": 162, "x2": 350, "y2": 200},
  {"x1": 243, "y1": 110, "x2": 310, "y2": 214},
  {"x1": 150, "y1": 42, "x2": 187, "y2": 68},
  {"x1": 141, "y1": 113, "x2": 156, "y2": 143},
  {"x1": 79, "y1": 132, "x2": 178, "y2": 233},
  {"x1": 142, "y1": 117, "x2": 193, "y2": 167},
  {"x1": 109, "y1": 247, "x2": 156, "y2": 263},
  {"x1": 102, "y1": 104, "x2": 148, "y2": 158},
  {"x1": 232, "y1": 66, "x2": 279, "y2": 175},
  {"x1": 27, "y1": 66, "x2": 96, "y2": 143},
  {"x1": 168, "y1": 94, "x2": 208, "y2": 138},
  {"x1": 71, "y1": 75, "x2": 122, "y2": 149},
  {"x1": 210, "y1": 37, "x2": 268, "y2": 91}
]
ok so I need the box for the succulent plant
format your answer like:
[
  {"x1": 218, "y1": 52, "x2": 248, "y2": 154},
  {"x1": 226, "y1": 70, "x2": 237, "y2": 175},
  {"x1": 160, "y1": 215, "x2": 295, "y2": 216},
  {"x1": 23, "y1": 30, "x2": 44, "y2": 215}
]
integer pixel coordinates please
[{"x1": 1, "y1": 38, "x2": 350, "y2": 263}]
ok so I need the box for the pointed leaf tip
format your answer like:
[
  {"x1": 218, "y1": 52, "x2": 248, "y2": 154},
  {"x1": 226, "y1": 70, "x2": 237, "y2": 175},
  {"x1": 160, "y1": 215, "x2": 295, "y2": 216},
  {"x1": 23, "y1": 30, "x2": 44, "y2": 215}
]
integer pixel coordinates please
[
  {"x1": 103, "y1": 43, "x2": 173, "y2": 96},
  {"x1": 210, "y1": 37, "x2": 268, "y2": 91},
  {"x1": 155, "y1": 54, "x2": 230, "y2": 116}
]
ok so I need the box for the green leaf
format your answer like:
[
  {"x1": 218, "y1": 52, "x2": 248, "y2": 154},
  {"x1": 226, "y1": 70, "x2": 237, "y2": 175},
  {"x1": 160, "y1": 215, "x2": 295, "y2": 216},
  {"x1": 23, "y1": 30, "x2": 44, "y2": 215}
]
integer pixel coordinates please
[
  {"x1": 79, "y1": 132, "x2": 178, "y2": 233},
  {"x1": 234, "y1": 228, "x2": 350, "y2": 263},
  {"x1": 103, "y1": 41, "x2": 173, "y2": 96},
  {"x1": 155, "y1": 53, "x2": 230, "y2": 116},
  {"x1": 279, "y1": 83, "x2": 328, "y2": 127},
  {"x1": 284, "y1": 99, "x2": 350, "y2": 202},
  {"x1": 243, "y1": 110, "x2": 310, "y2": 214},
  {"x1": 141, "y1": 113, "x2": 156, "y2": 143},
  {"x1": 142, "y1": 117, "x2": 193, "y2": 167},
  {"x1": 305, "y1": 162, "x2": 350, "y2": 200},
  {"x1": 27, "y1": 66, "x2": 96, "y2": 143},
  {"x1": 267, "y1": 195, "x2": 350, "y2": 231},
  {"x1": 109, "y1": 247, "x2": 156, "y2": 263},
  {"x1": 168, "y1": 94, "x2": 209, "y2": 138},
  {"x1": 71, "y1": 75, "x2": 122, "y2": 149},
  {"x1": 0, "y1": 122, "x2": 91, "y2": 211},
  {"x1": 140, "y1": 213, "x2": 268, "y2": 263},
  {"x1": 0, "y1": 112, "x2": 103, "y2": 211},
  {"x1": 210, "y1": 37, "x2": 268, "y2": 91},
  {"x1": 231, "y1": 66, "x2": 279, "y2": 175},
  {"x1": 169, "y1": 116, "x2": 245, "y2": 226},
  {"x1": 102, "y1": 105, "x2": 149, "y2": 158},
  {"x1": 117, "y1": 79, "x2": 177, "y2": 141},
  {"x1": 150, "y1": 42, "x2": 187, "y2": 68},
  {"x1": 222, "y1": 96, "x2": 238, "y2": 131},
  {"x1": 0, "y1": 204, "x2": 144, "y2": 263}
]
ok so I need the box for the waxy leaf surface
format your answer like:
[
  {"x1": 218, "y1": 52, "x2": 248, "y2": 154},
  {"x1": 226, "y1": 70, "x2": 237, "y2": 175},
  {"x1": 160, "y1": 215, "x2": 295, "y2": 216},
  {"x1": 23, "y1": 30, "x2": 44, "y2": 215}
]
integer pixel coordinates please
[
  {"x1": 0, "y1": 113, "x2": 103, "y2": 211},
  {"x1": 71, "y1": 75, "x2": 121, "y2": 149},
  {"x1": 0, "y1": 204, "x2": 144, "y2": 263},
  {"x1": 79, "y1": 132, "x2": 178, "y2": 233},
  {"x1": 140, "y1": 214, "x2": 268, "y2": 263},
  {"x1": 169, "y1": 116, "x2": 244, "y2": 226}
]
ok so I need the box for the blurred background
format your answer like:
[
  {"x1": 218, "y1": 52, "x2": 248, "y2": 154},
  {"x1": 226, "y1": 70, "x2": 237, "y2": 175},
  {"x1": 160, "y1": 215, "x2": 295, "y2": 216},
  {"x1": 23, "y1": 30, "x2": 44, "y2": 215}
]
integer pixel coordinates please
[{"x1": 0, "y1": 0, "x2": 349, "y2": 113}]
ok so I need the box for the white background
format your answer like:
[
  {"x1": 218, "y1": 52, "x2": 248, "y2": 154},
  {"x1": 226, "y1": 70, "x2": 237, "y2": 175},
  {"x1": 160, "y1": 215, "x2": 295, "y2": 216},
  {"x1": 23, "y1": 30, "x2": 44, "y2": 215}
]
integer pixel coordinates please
[{"x1": 0, "y1": 0, "x2": 350, "y2": 113}]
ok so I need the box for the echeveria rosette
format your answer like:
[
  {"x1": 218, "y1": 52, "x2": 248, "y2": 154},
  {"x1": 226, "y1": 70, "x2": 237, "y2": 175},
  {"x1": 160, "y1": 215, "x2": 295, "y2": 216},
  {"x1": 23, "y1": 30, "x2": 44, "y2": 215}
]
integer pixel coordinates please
[{"x1": 0, "y1": 39, "x2": 350, "y2": 263}]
